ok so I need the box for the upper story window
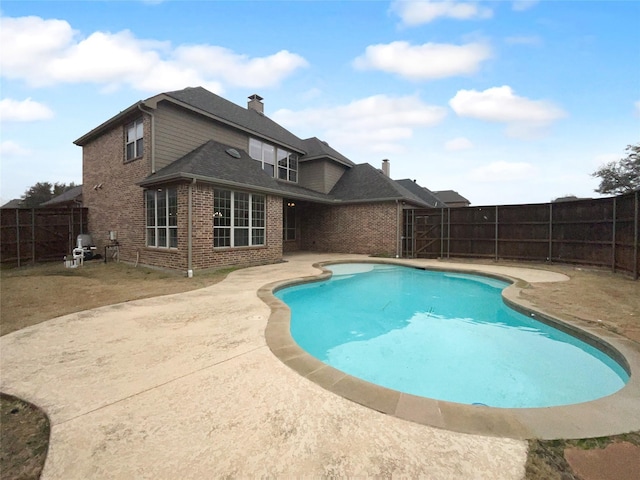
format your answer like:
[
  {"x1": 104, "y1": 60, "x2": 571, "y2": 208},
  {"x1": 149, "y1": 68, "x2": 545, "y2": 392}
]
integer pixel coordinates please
[
  {"x1": 249, "y1": 138, "x2": 298, "y2": 183},
  {"x1": 126, "y1": 118, "x2": 144, "y2": 161},
  {"x1": 277, "y1": 149, "x2": 298, "y2": 182},
  {"x1": 249, "y1": 138, "x2": 275, "y2": 176}
]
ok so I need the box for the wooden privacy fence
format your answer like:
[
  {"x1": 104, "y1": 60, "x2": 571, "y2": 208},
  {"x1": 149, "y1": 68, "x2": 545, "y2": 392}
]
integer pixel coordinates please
[
  {"x1": 403, "y1": 191, "x2": 639, "y2": 279},
  {"x1": 0, "y1": 208, "x2": 88, "y2": 266}
]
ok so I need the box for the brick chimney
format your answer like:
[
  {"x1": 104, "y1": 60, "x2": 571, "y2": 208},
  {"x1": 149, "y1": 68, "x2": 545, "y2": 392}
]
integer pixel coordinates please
[
  {"x1": 382, "y1": 159, "x2": 390, "y2": 177},
  {"x1": 248, "y1": 94, "x2": 264, "y2": 114}
]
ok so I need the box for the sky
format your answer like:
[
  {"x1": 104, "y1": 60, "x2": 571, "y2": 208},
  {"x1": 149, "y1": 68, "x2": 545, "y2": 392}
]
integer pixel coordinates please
[{"x1": 1, "y1": 0, "x2": 639, "y2": 207}]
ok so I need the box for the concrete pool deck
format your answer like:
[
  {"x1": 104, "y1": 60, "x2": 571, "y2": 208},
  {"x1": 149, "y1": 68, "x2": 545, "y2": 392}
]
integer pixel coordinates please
[{"x1": 1, "y1": 253, "x2": 638, "y2": 478}]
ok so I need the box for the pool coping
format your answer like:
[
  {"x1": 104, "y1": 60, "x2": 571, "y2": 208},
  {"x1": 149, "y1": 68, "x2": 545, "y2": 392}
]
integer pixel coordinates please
[{"x1": 260, "y1": 258, "x2": 640, "y2": 440}]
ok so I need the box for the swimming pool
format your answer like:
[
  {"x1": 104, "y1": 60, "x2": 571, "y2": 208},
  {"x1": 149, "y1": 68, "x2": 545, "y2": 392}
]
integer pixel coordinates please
[{"x1": 275, "y1": 263, "x2": 629, "y2": 409}]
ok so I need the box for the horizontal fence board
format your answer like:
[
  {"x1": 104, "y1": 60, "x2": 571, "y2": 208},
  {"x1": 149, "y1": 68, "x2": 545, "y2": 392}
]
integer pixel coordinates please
[
  {"x1": 404, "y1": 191, "x2": 639, "y2": 279},
  {"x1": 0, "y1": 207, "x2": 88, "y2": 266}
]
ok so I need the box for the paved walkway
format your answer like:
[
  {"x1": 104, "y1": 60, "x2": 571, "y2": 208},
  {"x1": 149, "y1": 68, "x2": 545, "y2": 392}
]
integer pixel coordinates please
[{"x1": 1, "y1": 253, "x2": 577, "y2": 479}]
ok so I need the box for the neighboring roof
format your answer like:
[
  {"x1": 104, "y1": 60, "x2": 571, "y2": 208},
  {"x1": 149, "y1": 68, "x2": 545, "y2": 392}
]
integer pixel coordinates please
[
  {"x1": 396, "y1": 179, "x2": 447, "y2": 208},
  {"x1": 41, "y1": 185, "x2": 83, "y2": 206},
  {"x1": 140, "y1": 139, "x2": 430, "y2": 207},
  {"x1": 329, "y1": 164, "x2": 431, "y2": 206},
  {"x1": 300, "y1": 137, "x2": 355, "y2": 167},
  {"x1": 1, "y1": 199, "x2": 24, "y2": 209},
  {"x1": 433, "y1": 190, "x2": 471, "y2": 205}
]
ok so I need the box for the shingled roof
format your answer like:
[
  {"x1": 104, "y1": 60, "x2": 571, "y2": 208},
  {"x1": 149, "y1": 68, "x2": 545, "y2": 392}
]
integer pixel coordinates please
[
  {"x1": 163, "y1": 87, "x2": 306, "y2": 153},
  {"x1": 395, "y1": 179, "x2": 446, "y2": 207},
  {"x1": 300, "y1": 137, "x2": 354, "y2": 167},
  {"x1": 329, "y1": 163, "x2": 430, "y2": 206},
  {"x1": 140, "y1": 139, "x2": 431, "y2": 207}
]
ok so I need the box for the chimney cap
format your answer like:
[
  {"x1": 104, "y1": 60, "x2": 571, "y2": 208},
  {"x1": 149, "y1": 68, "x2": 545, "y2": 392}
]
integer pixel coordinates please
[{"x1": 248, "y1": 94, "x2": 263, "y2": 101}]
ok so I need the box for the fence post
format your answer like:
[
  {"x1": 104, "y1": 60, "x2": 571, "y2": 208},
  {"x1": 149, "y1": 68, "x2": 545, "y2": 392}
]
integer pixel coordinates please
[
  {"x1": 31, "y1": 208, "x2": 36, "y2": 265},
  {"x1": 447, "y1": 207, "x2": 451, "y2": 258},
  {"x1": 440, "y1": 208, "x2": 444, "y2": 258},
  {"x1": 15, "y1": 209, "x2": 20, "y2": 267},
  {"x1": 548, "y1": 203, "x2": 553, "y2": 262},
  {"x1": 495, "y1": 205, "x2": 499, "y2": 262},
  {"x1": 611, "y1": 197, "x2": 617, "y2": 273},
  {"x1": 634, "y1": 191, "x2": 639, "y2": 280}
]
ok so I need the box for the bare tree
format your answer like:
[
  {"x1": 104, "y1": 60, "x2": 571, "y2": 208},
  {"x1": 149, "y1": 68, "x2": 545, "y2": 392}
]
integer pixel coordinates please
[{"x1": 592, "y1": 143, "x2": 640, "y2": 195}]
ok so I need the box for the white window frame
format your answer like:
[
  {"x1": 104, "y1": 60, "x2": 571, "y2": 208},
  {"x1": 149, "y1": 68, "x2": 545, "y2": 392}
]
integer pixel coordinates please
[
  {"x1": 146, "y1": 187, "x2": 178, "y2": 248},
  {"x1": 249, "y1": 138, "x2": 275, "y2": 177},
  {"x1": 214, "y1": 190, "x2": 265, "y2": 248},
  {"x1": 277, "y1": 149, "x2": 298, "y2": 183},
  {"x1": 126, "y1": 118, "x2": 144, "y2": 161}
]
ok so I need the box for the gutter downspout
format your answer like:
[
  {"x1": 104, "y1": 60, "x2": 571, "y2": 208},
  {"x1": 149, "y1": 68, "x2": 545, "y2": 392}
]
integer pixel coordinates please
[
  {"x1": 187, "y1": 178, "x2": 195, "y2": 278},
  {"x1": 396, "y1": 200, "x2": 401, "y2": 258},
  {"x1": 137, "y1": 103, "x2": 156, "y2": 173}
]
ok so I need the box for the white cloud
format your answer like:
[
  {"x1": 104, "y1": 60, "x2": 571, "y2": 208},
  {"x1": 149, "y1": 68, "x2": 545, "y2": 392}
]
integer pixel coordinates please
[
  {"x1": 354, "y1": 41, "x2": 491, "y2": 80},
  {"x1": 512, "y1": 0, "x2": 540, "y2": 11},
  {"x1": 273, "y1": 94, "x2": 447, "y2": 154},
  {"x1": 445, "y1": 137, "x2": 473, "y2": 151},
  {"x1": 391, "y1": 0, "x2": 493, "y2": 26},
  {"x1": 449, "y1": 86, "x2": 566, "y2": 139},
  {"x1": 0, "y1": 98, "x2": 54, "y2": 122},
  {"x1": 469, "y1": 161, "x2": 537, "y2": 182},
  {"x1": 0, "y1": 140, "x2": 31, "y2": 156},
  {"x1": 0, "y1": 15, "x2": 308, "y2": 92}
]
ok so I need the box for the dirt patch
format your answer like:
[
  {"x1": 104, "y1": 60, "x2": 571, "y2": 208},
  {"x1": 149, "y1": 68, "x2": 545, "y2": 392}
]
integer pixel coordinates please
[
  {"x1": 0, "y1": 261, "x2": 231, "y2": 336},
  {"x1": 517, "y1": 264, "x2": 640, "y2": 343},
  {"x1": 0, "y1": 393, "x2": 50, "y2": 480}
]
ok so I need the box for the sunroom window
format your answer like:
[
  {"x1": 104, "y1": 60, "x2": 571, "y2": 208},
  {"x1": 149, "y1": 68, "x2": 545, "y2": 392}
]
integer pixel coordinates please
[
  {"x1": 214, "y1": 190, "x2": 265, "y2": 248},
  {"x1": 146, "y1": 187, "x2": 177, "y2": 248}
]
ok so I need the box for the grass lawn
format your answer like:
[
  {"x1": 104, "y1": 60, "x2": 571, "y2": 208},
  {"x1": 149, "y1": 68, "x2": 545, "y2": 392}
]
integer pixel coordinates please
[{"x1": 0, "y1": 259, "x2": 638, "y2": 479}]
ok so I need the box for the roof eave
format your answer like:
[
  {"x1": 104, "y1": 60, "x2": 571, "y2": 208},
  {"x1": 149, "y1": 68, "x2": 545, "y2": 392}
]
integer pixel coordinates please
[{"x1": 74, "y1": 102, "x2": 143, "y2": 146}]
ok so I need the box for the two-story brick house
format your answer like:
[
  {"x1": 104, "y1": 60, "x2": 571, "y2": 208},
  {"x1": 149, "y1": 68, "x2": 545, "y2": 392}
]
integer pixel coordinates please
[{"x1": 75, "y1": 87, "x2": 435, "y2": 275}]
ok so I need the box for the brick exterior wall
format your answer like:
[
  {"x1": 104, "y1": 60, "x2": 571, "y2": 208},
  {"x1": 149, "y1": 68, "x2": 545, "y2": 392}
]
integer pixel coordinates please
[
  {"x1": 82, "y1": 114, "x2": 284, "y2": 274},
  {"x1": 189, "y1": 186, "x2": 283, "y2": 270},
  {"x1": 82, "y1": 114, "x2": 151, "y2": 266},
  {"x1": 299, "y1": 202, "x2": 400, "y2": 256},
  {"x1": 81, "y1": 101, "x2": 400, "y2": 273}
]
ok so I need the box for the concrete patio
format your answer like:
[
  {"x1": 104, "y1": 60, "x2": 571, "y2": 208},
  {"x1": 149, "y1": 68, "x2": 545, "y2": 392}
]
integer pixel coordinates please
[{"x1": 1, "y1": 253, "x2": 634, "y2": 478}]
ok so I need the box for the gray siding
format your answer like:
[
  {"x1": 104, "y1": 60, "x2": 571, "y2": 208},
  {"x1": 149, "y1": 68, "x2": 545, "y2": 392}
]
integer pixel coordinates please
[
  {"x1": 298, "y1": 159, "x2": 347, "y2": 194},
  {"x1": 154, "y1": 101, "x2": 248, "y2": 170}
]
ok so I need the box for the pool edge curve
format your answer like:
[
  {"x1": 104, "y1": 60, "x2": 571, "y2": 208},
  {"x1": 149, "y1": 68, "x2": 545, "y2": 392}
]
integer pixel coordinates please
[{"x1": 259, "y1": 258, "x2": 640, "y2": 440}]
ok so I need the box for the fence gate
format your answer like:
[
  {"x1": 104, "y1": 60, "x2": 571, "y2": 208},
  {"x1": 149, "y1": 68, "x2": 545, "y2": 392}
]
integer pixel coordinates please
[{"x1": 403, "y1": 208, "x2": 445, "y2": 258}]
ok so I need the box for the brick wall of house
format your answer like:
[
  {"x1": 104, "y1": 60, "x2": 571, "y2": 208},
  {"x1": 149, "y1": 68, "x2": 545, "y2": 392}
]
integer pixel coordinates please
[
  {"x1": 83, "y1": 115, "x2": 284, "y2": 274},
  {"x1": 187, "y1": 186, "x2": 283, "y2": 271},
  {"x1": 300, "y1": 202, "x2": 399, "y2": 256},
  {"x1": 82, "y1": 113, "x2": 151, "y2": 265}
]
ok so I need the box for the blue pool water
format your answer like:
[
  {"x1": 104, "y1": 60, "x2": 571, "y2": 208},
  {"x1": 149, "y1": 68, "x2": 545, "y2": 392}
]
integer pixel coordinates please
[{"x1": 275, "y1": 263, "x2": 629, "y2": 408}]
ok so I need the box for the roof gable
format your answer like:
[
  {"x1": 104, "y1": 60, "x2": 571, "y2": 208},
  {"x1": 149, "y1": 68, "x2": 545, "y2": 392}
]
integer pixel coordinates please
[
  {"x1": 163, "y1": 87, "x2": 305, "y2": 153},
  {"x1": 329, "y1": 164, "x2": 430, "y2": 206},
  {"x1": 300, "y1": 137, "x2": 354, "y2": 167}
]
